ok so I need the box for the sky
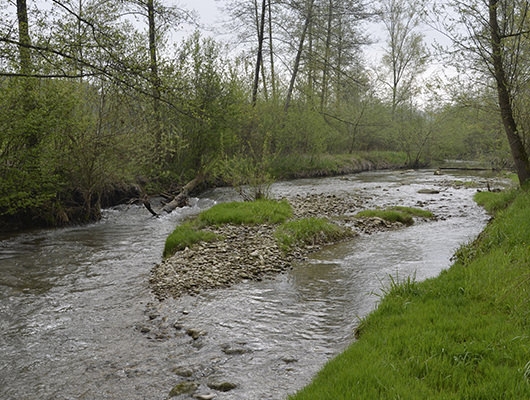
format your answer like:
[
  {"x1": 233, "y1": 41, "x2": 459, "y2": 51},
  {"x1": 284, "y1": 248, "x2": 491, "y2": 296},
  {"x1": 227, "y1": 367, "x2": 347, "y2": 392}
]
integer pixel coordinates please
[{"x1": 180, "y1": 0, "x2": 224, "y2": 30}]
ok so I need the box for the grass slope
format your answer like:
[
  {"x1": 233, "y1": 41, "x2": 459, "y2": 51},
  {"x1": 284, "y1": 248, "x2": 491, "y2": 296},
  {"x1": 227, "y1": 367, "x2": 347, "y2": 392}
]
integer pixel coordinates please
[{"x1": 289, "y1": 188, "x2": 530, "y2": 399}]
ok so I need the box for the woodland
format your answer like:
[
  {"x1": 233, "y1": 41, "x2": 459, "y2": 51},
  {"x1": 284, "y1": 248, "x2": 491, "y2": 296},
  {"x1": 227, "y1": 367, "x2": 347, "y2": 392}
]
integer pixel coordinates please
[{"x1": 1, "y1": 0, "x2": 529, "y2": 230}]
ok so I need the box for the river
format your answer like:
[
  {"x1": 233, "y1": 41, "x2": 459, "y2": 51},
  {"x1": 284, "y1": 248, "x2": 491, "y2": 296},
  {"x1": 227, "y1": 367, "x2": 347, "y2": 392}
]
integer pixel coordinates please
[{"x1": 0, "y1": 170, "x2": 510, "y2": 399}]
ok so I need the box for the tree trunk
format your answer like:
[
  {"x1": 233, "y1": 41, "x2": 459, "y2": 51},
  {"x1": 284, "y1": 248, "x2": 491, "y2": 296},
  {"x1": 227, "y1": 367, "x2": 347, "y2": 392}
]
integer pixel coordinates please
[
  {"x1": 17, "y1": 0, "x2": 32, "y2": 75},
  {"x1": 320, "y1": 0, "x2": 333, "y2": 111},
  {"x1": 284, "y1": 0, "x2": 315, "y2": 112},
  {"x1": 489, "y1": 0, "x2": 530, "y2": 185},
  {"x1": 252, "y1": 0, "x2": 267, "y2": 106},
  {"x1": 142, "y1": 174, "x2": 205, "y2": 216},
  {"x1": 268, "y1": 0, "x2": 276, "y2": 101},
  {"x1": 147, "y1": 0, "x2": 163, "y2": 153}
]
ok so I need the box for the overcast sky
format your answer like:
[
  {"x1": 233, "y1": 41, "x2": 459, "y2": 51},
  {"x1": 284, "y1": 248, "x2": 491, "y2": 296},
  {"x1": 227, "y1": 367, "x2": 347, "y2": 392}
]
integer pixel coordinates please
[{"x1": 180, "y1": 0, "x2": 224, "y2": 28}]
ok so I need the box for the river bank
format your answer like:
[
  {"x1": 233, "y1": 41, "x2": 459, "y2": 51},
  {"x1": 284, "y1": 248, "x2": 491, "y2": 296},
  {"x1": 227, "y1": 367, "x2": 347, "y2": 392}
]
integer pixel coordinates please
[{"x1": 289, "y1": 187, "x2": 530, "y2": 399}]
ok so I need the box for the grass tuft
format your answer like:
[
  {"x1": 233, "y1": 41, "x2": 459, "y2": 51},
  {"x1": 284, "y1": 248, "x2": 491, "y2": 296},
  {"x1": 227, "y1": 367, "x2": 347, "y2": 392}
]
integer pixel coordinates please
[
  {"x1": 355, "y1": 206, "x2": 433, "y2": 226},
  {"x1": 196, "y1": 199, "x2": 292, "y2": 226},
  {"x1": 163, "y1": 223, "x2": 218, "y2": 258},
  {"x1": 274, "y1": 217, "x2": 354, "y2": 252},
  {"x1": 474, "y1": 189, "x2": 518, "y2": 215}
]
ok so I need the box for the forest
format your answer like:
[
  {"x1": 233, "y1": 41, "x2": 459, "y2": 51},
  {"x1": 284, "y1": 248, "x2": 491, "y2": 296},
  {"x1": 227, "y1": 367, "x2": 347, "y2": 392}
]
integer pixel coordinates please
[{"x1": 1, "y1": 0, "x2": 529, "y2": 231}]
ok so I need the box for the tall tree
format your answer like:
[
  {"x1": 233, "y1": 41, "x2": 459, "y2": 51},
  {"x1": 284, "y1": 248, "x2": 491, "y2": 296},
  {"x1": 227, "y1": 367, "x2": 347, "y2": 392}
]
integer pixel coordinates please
[
  {"x1": 284, "y1": 0, "x2": 315, "y2": 112},
  {"x1": 488, "y1": 0, "x2": 530, "y2": 184},
  {"x1": 441, "y1": 0, "x2": 530, "y2": 185},
  {"x1": 252, "y1": 0, "x2": 267, "y2": 106},
  {"x1": 146, "y1": 0, "x2": 163, "y2": 152},
  {"x1": 379, "y1": 0, "x2": 428, "y2": 117}
]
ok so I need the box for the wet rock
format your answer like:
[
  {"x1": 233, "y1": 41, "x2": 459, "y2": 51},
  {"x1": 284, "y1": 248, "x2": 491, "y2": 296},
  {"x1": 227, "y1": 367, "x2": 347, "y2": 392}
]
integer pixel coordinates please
[
  {"x1": 186, "y1": 328, "x2": 207, "y2": 340},
  {"x1": 221, "y1": 343, "x2": 250, "y2": 355},
  {"x1": 173, "y1": 321, "x2": 183, "y2": 330},
  {"x1": 169, "y1": 381, "x2": 198, "y2": 397},
  {"x1": 173, "y1": 366, "x2": 194, "y2": 378},
  {"x1": 417, "y1": 188, "x2": 440, "y2": 194},
  {"x1": 207, "y1": 380, "x2": 238, "y2": 392}
]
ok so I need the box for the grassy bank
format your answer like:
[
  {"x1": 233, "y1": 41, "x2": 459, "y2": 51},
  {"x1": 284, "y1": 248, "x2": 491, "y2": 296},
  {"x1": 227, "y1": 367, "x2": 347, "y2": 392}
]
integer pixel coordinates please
[{"x1": 289, "y1": 187, "x2": 530, "y2": 399}]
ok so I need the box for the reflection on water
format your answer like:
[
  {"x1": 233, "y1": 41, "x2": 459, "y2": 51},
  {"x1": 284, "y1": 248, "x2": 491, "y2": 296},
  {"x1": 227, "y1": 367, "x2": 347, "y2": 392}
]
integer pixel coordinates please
[{"x1": 0, "y1": 170, "x2": 510, "y2": 399}]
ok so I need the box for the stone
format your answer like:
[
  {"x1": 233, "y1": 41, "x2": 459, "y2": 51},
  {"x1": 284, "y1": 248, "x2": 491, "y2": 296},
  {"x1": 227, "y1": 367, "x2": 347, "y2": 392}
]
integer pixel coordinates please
[
  {"x1": 172, "y1": 366, "x2": 194, "y2": 377},
  {"x1": 169, "y1": 381, "x2": 198, "y2": 397},
  {"x1": 186, "y1": 328, "x2": 207, "y2": 340},
  {"x1": 194, "y1": 394, "x2": 217, "y2": 400},
  {"x1": 221, "y1": 343, "x2": 250, "y2": 355},
  {"x1": 207, "y1": 380, "x2": 238, "y2": 392},
  {"x1": 417, "y1": 188, "x2": 440, "y2": 194}
]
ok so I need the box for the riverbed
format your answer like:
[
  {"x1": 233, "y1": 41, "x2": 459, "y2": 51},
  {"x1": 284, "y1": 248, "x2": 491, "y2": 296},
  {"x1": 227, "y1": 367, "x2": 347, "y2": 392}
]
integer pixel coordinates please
[{"x1": 0, "y1": 170, "x2": 510, "y2": 399}]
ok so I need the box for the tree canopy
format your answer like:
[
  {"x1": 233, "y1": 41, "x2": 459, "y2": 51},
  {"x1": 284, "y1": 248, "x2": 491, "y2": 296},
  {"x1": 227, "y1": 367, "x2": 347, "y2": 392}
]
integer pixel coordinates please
[{"x1": 0, "y1": 0, "x2": 524, "y2": 230}]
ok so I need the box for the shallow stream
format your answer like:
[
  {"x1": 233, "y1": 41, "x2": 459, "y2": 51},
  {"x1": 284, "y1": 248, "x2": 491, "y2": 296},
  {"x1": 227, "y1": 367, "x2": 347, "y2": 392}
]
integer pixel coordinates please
[{"x1": 0, "y1": 170, "x2": 510, "y2": 399}]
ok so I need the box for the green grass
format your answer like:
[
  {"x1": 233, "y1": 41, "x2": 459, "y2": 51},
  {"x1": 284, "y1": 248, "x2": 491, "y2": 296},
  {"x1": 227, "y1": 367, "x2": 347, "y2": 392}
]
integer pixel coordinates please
[
  {"x1": 163, "y1": 223, "x2": 218, "y2": 258},
  {"x1": 289, "y1": 188, "x2": 530, "y2": 400},
  {"x1": 196, "y1": 198, "x2": 292, "y2": 226},
  {"x1": 274, "y1": 217, "x2": 354, "y2": 252},
  {"x1": 355, "y1": 206, "x2": 433, "y2": 226},
  {"x1": 474, "y1": 189, "x2": 518, "y2": 215}
]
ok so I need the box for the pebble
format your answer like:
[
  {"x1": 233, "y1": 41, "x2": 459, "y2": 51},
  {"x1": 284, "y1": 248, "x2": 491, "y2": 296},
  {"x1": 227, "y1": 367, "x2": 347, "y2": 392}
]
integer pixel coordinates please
[{"x1": 194, "y1": 394, "x2": 217, "y2": 400}]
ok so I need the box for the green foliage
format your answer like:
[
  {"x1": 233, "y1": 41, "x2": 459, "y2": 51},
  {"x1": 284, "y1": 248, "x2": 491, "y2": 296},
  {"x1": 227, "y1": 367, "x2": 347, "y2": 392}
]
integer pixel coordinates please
[
  {"x1": 274, "y1": 217, "x2": 354, "y2": 252},
  {"x1": 289, "y1": 189, "x2": 530, "y2": 400},
  {"x1": 163, "y1": 223, "x2": 217, "y2": 258},
  {"x1": 197, "y1": 199, "x2": 292, "y2": 226},
  {"x1": 355, "y1": 206, "x2": 433, "y2": 226}
]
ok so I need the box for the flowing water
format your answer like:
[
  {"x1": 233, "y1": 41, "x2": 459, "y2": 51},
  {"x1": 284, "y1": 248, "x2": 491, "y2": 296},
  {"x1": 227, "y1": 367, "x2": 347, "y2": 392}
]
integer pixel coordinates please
[{"x1": 0, "y1": 170, "x2": 511, "y2": 399}]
